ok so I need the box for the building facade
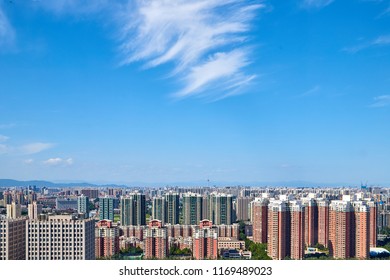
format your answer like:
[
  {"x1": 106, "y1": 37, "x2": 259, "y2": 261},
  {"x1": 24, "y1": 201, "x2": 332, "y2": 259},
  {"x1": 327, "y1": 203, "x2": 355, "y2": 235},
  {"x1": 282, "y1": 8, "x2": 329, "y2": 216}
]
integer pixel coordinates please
[
  {"x1": 183, "y1": 193, "x2": 203, "y2": 225},
  {"x1": 144, "y1": 220, "x2": 168, "y2": 259},
  {"x1": 0, "y1": 217, "x2": 27, "y2": 260},
  {"x1": 26, "y1": 215, "x2": 95, "y2": 260},
  {"x1": 251, "y1": 198, "x2": 269, "y2": 243},
  {"x1": 192, "y1": 220, "x2": 218, "y2": 260},
  {"x1": 99, "y1": 196, "x2": 115, "y2": 221},
  {"x1": 95, "y1": 219, "x2": 120, "y2": 259}
]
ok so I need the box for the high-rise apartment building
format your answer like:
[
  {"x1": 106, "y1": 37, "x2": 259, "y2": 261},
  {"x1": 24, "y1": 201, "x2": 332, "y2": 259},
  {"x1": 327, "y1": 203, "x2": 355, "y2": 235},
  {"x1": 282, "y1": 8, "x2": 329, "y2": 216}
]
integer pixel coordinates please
[
  {"x1": 183, "y1": 193, "x2": 203, "y2": 225},
  {"x1": 303, "y1": 198, "x2": 318, "y2": 247},
  {"x1": 251, "y1": 198, "x2": 269, "y2": 243},
  {"x1": 77, "y1": 195, "x2": 89, "y2": 218},
  {"x1": 26, "y1": 215, "x2": 95, "y2": 260},
  {"x1": 6, "y1": 202, "x2": 21, "y2": 219},
  {"x1": 202, "y1": 195, "x2": 210, "y2": 220},
  {"x1": 28, "y1": 201, "x2": 42, "y2": 220},
  {"x1": 0, "y1": 217, "x2": 27, "y2": 260},
  {"x1": 352, "y1": 202, "x2": 369, "y2": 260},
  {"x1": 165, "y1": 192, "x2": 179, "y2": 225},
  {"x1": 192, "y1": 220, "x2": 218, "y2": 260},
  {"x1": 289, "y1": 201, "x2": 305, "y2": 260},
  {"x1": 236, "y1": 197, "x2": 254, "y2": 221},
  {"x1": 120, "y1": 193, "x2": 146, "y2": 226},
  {"x1": 144, "y1": 220, "x2": 168, "y2": 259},
  {"x1": 329, "y1": 200, "x2": 353, "y2": 259},
  {"x1": 152, "y1": 196, "x2": 166, "y2": 223},
  {"x1": 210, "y1": 193, "x2": 233, "y2": 225},
  {"x1": 95, "y1": 219, "x2": 120, "y2": 259},
  {"x1": 367, "y1": 201, "x2": 377, "y2": 247},
  {"x1": 317, "y1": 199, "x2": 329, "y2": 248},
  {"x1": 81, "y1": 189, "x2": 99, "y2": 199},
  {"x1": 267, "y1": 200, "x2": 305, "y2": 260},
  {"x1": 99, "y1": 196, "x2": 115, "y2": 221}
]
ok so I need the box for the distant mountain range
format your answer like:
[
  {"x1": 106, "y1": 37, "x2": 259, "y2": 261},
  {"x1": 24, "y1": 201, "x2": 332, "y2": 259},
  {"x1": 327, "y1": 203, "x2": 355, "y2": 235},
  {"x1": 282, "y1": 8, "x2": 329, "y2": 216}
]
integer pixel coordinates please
[
  {"x1": 0, "y1": 179, "x2": 126, "y2": 188},
  {"x1": 0, "y1": 178, "x2": 371, "y2": 189}
]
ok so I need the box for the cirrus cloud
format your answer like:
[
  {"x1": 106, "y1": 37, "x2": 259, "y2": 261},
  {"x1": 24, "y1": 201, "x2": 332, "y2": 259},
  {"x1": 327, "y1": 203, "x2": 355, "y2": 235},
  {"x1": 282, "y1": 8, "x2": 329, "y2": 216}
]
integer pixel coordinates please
[
  {"x1": 301, "y1": 0, "x2": 334, "y2": 9},
  {"x1": 370, "y1": 95, "x2": 390, "y2": 107},
  {"x1": 0, "y1": 5, "x2": 14, "y2": 47},
  {"x1": 119, "y1": 0, "x2": 264, "y2": 100},
  {"x1": 43, "y1": 157, "x2": 73, "y2": 166},
  {"x1": 19, "y1": 142, "x2": 55, "y2": 155}
]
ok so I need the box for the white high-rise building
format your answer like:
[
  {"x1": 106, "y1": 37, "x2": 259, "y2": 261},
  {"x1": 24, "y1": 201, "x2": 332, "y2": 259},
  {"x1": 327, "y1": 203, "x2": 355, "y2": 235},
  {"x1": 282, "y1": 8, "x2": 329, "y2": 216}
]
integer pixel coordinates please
[
  {"x1": 6, "y1": 202, "x2": 21, "y2": 219},
  {"x1": 28, "y1": 201, "x2": 42, "y2": 220},
  {"x1": 26, "y1": 215, "x2": 95, "y2": 260}
]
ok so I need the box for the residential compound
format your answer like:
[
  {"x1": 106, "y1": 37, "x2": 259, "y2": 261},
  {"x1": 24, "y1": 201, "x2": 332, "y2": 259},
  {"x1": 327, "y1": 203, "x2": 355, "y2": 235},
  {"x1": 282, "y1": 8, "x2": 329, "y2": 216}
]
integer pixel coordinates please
[{"x1": 0, "y1": 185, "x2": 389, "y2": 260}]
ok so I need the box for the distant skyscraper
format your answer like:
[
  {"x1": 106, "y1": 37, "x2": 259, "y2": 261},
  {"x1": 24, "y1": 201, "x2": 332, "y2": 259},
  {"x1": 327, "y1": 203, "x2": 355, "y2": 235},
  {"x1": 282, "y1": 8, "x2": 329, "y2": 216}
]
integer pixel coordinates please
[
  {"x1": 99, "y1": 196, "x2": 115, "y2": 221},
  {"x1": 192, "y1": 220, "x2": 218, "y2": 260},
  {"x1": 165, "y1": 192, "x2": 179, "y2": 225},
  {"x1": 95, "y1": 220, "x2": 120, "y2": 259},
  {"x1": 202, "y1": 195, "x2": 210, "y2": 220},
  {"x1": 6, "y1": 202, "x2": 21, "y2": 219},
  {"x1": 152, "y1": 196, "x2": 166, "y2": 223},
  {"x1": 210, "y1": 193, "x2": 232, "y2": 225},
  {"x1": 78, "y1": 195, "x2": 89, "y2": 218},
  {"x1": 81, "y1": 189, "x2": 99, "y2": 199},
  {"x1": 183, "y1": 193, "x2": 203, "y2": 225},
  {"x1": 144, "y1": 220, "x2": 168, "y2": 259},
  {"x1": 251, "y1": 198, "x2": 269, "y2": 244},
  {"x1": 236, "y1": 197, "x2": 254, "y2": 221},
  {"x1": 120, "y1": 193, "x2": 146, "y2": 226},
  {"x1": 28, "y1": 201, "x2": 42, "y2": 220}
]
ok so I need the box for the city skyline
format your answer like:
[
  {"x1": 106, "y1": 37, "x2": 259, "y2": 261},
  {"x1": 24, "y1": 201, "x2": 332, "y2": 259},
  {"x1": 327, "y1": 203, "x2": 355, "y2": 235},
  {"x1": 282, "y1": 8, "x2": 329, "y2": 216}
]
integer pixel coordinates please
[{"x1": 1, "y1": 1, "x2": 390, "y2": 185}]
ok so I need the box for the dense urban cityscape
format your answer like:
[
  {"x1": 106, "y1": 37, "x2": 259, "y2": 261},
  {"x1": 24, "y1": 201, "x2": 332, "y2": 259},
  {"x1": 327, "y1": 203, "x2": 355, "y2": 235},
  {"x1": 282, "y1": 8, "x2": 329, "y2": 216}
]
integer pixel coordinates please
[{"x1": 1, "y1": 183, "x2": 390, "y2": 260}]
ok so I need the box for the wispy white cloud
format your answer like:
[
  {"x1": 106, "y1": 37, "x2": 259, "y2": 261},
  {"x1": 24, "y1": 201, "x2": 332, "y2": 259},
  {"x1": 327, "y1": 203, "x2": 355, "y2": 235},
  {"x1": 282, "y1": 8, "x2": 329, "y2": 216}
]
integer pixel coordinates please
[
  {"x1": 370, "y1": 95, "x2": 390, "y2": 107},
  {"x1": 301, "y1": 0, "x2": 334, "y2": 9},
  {"x1": 297, "y1": 85, "x2": 321, "y2": 98},
  {"x1": 43, "y1": 157, "x2": 73, "y2": 166},
  {"x1": 19, "y1": 142, "x2": 55, "y2": 155},
  {"x1": 343, "y1": 34, "x2": 390, "y2": 53},
  {"x1": 0, "y1": 135, "x2": 9, "y2": 142},
  {"x1": 23, "y1": 159, "x2": 34, "y2": 165},
  {"x1": 0, "y1": 5, "x2": 14, "y2": 47},
  {"x1": 119, "y1": 0, "x2": 263, "y2": 99}
]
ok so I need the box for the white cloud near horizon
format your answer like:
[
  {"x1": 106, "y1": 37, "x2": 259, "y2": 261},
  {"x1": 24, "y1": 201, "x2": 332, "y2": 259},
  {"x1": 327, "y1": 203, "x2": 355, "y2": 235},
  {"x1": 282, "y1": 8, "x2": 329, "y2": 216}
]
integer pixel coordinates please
[
  {"x1": 370, "y1": 95, "x2": 390, "y2": 107},
  {"x1": 19, "y1": 142, "x2": 55, "y2": 155},
  {"x1": 301, "y1": 0, "x2": 334, "y2": 9},
  {"x1": 119, "y1": 0, "x2": 263, "y2": 99},
  {"x1": 43, "y1": 157, "x2": 73, "y2": 166}
]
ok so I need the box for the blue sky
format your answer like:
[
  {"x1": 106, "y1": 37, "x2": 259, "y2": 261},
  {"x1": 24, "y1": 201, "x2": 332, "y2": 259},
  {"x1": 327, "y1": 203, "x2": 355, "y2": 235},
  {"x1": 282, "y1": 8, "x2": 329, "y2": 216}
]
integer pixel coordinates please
[{"x1": 0, "y1": 0, "x2": 389, "y2": 185}]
